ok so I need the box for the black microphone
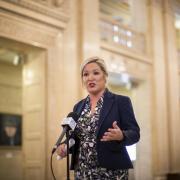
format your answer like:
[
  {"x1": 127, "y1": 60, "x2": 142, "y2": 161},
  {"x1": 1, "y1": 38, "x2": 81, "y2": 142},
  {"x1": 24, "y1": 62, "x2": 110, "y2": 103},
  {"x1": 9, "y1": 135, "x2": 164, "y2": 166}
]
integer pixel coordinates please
[{"x1": 52, "y1": 112, "x2": 79, "y2": 154}]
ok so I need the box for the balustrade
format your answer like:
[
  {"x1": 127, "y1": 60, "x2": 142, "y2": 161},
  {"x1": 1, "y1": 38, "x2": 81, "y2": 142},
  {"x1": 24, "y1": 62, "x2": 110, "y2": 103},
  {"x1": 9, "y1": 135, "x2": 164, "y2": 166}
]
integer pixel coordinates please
[{"x1": 100, "y1": 14, "x2": 146, "y2": 55}]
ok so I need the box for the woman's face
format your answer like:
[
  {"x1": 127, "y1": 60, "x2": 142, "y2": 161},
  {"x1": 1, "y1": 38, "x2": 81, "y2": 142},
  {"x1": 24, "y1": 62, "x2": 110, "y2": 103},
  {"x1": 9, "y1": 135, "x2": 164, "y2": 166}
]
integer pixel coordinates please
[{"x1": 82, "y1": 62, "x2": 106, "y2": 95}]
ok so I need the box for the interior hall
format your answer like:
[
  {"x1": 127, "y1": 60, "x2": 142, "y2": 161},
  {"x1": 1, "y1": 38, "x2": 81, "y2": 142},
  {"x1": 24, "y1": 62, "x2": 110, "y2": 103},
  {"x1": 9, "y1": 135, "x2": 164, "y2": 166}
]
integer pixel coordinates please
[{"x1": 0, "y1": 0, "x2": 179, "y2": 180}]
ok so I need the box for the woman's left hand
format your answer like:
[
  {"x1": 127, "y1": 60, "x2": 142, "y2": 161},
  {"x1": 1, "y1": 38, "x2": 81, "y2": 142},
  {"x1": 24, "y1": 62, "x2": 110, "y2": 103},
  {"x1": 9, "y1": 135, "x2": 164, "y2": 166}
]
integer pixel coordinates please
[{"x1": 100, "y1": 121, "x2": 124, "y2": 141}]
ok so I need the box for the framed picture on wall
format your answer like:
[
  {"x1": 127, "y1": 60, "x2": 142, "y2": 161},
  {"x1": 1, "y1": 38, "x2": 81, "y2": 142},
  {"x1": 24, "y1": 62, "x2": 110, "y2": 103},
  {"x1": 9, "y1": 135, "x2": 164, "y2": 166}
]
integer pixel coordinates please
[{"x1": 0, "y1": 113, "x2": 22, "y2": 146}]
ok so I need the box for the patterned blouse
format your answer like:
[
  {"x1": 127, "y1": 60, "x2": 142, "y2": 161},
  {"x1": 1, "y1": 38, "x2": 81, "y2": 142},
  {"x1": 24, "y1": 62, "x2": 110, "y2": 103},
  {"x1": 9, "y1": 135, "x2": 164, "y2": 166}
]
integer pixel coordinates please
[{"x1": 74, "y1": 95, "x2": 128, "y2": 180}]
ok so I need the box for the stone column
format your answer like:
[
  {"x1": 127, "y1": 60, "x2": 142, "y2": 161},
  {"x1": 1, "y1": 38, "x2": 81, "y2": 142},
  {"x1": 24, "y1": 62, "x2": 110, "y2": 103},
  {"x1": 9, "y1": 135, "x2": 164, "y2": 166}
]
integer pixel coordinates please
[
  {"x1": 148, "y1": 0, "x2": 170, "y2": 178},
  {"x1": 77, "y1": 0, "x2": 101, "y2": 97},
  {"x1": 163, "y1": 0, "x2": 180, "y2": 173},
  {"x1": 130, "y1": 0, "x2": 147, "y2": 33},
  {"x1": 79, "y1": 0, "x2": 100, "y2": 60}
]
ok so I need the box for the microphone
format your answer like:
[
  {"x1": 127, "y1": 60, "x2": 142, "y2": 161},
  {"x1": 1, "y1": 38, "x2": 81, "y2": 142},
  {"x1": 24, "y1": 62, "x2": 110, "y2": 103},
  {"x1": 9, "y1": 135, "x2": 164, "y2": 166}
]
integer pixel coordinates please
[
  {"x1": 52, "y1": 112, "x2": 79, "y2": 154},
  {"x1": 56, "y1": 138, "x2": 75, "y2": 160}
]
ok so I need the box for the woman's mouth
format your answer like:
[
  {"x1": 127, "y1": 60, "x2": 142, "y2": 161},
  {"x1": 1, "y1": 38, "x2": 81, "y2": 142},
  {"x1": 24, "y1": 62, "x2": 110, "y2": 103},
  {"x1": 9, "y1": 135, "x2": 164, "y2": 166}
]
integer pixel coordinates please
[{"x1": 88, "y1": 82, "x2": 96, "y2": 88}]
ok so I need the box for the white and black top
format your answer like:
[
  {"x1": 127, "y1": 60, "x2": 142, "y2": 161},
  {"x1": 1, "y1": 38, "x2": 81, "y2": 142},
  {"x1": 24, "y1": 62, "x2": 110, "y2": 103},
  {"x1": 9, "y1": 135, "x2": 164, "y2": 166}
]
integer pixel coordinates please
[{"x1": 74, "y1": 95, "x2": 128, "y2": 180}]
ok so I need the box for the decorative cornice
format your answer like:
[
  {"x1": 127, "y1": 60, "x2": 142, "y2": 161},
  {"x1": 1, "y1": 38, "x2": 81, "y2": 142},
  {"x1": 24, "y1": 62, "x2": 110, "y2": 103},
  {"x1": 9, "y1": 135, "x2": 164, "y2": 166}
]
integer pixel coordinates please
[
  {"x1": 0, "y1": 0, "x2": 70, "y2": 28},
  {"x1": 0, "y1": 13, "x2": 57, "y2": 47}
]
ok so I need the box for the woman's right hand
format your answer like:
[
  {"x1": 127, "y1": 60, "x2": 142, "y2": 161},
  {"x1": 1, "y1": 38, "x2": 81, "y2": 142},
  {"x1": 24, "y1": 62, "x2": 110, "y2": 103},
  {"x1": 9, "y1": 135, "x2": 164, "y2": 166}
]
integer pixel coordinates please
[{"x1": 56, "y1": 143, "x2": 67, "y2": 158}]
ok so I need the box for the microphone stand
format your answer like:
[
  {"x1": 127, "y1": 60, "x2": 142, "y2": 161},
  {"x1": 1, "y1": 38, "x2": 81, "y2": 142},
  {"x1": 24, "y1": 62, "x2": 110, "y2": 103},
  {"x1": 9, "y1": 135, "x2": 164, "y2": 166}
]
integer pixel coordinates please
[{"x1": 66, "y1": 130, "x2": 70, "y2": 180}]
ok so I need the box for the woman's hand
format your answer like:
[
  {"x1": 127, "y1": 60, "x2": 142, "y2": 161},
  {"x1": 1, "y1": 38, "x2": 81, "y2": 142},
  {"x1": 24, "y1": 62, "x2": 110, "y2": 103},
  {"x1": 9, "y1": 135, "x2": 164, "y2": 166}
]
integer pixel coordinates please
[
  {"x1": 56, "y1": 143, "x2": 67, "y2": 158},
  {"x1": 100, "y1": 121, "x2": 124, "y2": 141}
]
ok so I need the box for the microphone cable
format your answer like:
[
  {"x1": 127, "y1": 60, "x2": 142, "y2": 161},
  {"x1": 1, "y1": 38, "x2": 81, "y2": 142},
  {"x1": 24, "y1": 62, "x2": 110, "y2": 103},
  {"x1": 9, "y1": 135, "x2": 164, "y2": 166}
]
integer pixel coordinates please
[
  {"x1": 50, "y1": 153, "x2": 56, "y2": 180},
  {"x1": 50, "y1": 112, "x2": 78, "y2": 180}
]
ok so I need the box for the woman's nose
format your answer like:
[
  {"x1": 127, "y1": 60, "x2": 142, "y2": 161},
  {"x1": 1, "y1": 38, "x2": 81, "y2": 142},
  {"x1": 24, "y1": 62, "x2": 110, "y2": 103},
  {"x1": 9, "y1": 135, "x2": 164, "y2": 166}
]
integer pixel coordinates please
[{"x1": 87, "y1": 73, "x2": 94, "y2": 80}]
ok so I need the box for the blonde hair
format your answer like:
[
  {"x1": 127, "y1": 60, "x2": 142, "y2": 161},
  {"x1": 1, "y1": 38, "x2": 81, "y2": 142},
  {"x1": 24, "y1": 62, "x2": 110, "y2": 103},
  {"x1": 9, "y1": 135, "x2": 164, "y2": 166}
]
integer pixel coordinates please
[{"x1": 80, "y1": 56, "x2": 108, "y2": 78}]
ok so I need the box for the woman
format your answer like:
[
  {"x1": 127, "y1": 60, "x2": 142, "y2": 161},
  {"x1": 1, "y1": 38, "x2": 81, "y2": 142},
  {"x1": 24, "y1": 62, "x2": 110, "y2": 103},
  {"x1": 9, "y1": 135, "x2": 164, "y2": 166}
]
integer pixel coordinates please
[{"x1": 57, "y1": 57, "x2": 140, "y2": 180}]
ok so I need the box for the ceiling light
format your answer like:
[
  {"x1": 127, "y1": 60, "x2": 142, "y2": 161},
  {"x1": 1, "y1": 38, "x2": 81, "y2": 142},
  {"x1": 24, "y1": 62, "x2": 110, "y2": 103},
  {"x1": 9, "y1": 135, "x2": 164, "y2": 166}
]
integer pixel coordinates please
[
  {"x1": 113, "y1": 36, "x2": 119, "y2": 43},
  {"x1": 13, "y1": 55, "x2": 20, "y2": 66},
  {"x1": 127, "y1": 41, "x2": 132, "y2": 48},
  {"x1": 175, "y1": 20, "x2": 180, "y2": 29},
  {"x1": 113, "y1": 25, "x2": 119, "y2": 32},
  {"x1": 127, "y1": 30, "x2": 132, "y2": 37}
]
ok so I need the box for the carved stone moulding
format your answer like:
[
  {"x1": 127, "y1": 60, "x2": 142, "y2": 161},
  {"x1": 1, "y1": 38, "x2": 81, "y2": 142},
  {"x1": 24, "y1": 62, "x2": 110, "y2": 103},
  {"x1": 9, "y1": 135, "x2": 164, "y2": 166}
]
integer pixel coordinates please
[
  {"x1": 0, "y1": 0, "x2": 70, "y2": 29},
  {"x1": 0, "y1": 14, "x2": 56, "y2": 48}
]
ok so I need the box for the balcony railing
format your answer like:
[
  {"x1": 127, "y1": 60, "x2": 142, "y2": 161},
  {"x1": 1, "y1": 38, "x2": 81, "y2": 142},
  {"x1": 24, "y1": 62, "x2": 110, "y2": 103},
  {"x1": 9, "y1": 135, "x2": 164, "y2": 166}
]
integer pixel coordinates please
[{"x1": 100, "y1": 14, "x2": 146, "y2": 55}]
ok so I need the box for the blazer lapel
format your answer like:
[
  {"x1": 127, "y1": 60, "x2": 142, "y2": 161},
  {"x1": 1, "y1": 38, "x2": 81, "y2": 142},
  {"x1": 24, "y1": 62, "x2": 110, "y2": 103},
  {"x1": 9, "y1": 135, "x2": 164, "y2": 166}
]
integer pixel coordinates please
[{"x1": 96, "y1": 90, "x2": 114, "y2": 136}]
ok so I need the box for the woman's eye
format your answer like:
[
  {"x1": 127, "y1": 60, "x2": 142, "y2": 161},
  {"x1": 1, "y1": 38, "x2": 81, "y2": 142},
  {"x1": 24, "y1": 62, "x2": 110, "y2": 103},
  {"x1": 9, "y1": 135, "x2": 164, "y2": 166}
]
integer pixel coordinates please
[
  {"x1": 83, "y1": 73, "x2": 88, "y2": 77},
  {"x1": 94, "y1": 71, "x2": 100, "y2": 75}
]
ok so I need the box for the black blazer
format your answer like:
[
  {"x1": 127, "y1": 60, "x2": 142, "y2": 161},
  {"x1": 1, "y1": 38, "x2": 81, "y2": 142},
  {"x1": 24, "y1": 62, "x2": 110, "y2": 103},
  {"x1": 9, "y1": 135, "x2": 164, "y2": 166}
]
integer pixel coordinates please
[{"x1": 71, "y1": 89, "x2": 140, "y2": 170}]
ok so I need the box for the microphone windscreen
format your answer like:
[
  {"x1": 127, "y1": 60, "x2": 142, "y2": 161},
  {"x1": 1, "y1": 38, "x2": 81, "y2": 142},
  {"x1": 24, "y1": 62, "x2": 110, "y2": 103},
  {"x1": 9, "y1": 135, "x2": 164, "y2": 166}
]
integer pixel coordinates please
[{"x1": 67, "y1": 112, "x2": 79, "y2": 121}]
